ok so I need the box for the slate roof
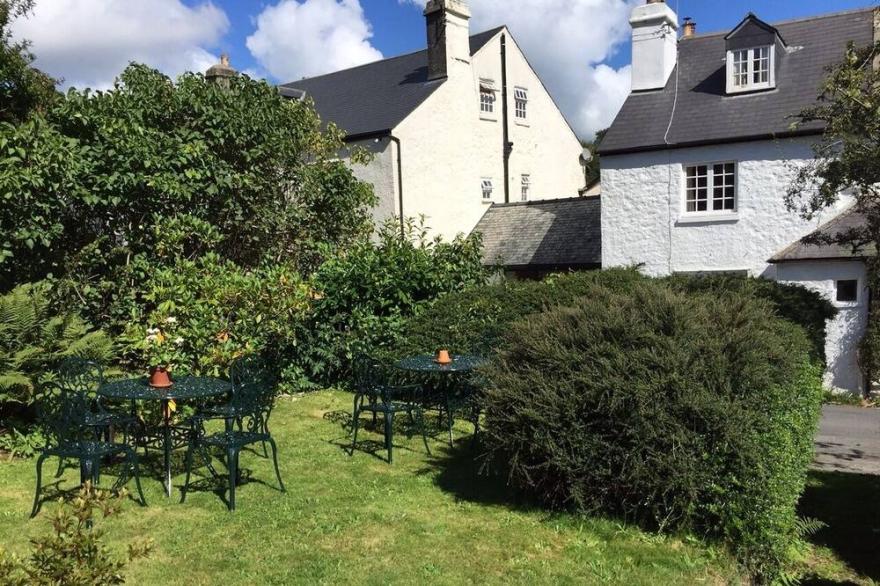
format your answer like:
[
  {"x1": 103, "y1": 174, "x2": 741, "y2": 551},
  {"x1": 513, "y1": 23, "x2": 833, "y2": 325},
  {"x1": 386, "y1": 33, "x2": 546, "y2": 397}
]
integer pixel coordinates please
[
  {"x1": 471, "y1": 197, "x2": 602, "y2": 269},
  {"x1": 770, "y1": 209, "x2": 875, "y2": 262},
  {"x1": 280, "y1": 27, "x2": 505, "y2": 139},
  {"x1": 599, "y1": 8, "x2": 875, "y2": 155}
]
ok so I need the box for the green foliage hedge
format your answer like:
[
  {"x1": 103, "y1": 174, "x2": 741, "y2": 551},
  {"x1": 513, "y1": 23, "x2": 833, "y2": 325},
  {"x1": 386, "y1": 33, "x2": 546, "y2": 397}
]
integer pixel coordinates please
[
  {"x1": 396, "y1": 270, "x2": 835, "y2": 365},
  {"x1": 480, "y1": 278, "x2": 823, "y2": 581}
]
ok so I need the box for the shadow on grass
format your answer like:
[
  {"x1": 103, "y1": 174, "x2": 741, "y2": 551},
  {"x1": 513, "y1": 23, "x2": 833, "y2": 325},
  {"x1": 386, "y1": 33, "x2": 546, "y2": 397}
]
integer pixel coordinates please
[{"x1": 798, "y1": 470, "x2": 880, "y2": 584}]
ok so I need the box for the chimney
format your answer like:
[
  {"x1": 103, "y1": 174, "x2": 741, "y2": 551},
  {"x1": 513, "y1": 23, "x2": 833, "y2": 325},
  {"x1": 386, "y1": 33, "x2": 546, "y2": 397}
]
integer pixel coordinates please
[
  {"x1": 424, "y1": 0, "x2": 472, "y2": 80},
  {"x1": 629, "y1": 0, "x2": 679, "y2": 91},
  {"x1": 206, "y1": 53, "x2": 236, "y2": 87},
  {"x1": 682, "y1": 17, "x2": 696, "y2": 38}
]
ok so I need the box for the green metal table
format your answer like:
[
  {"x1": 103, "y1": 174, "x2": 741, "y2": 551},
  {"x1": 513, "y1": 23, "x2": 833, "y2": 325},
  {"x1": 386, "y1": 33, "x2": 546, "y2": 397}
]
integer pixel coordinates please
[
  {"x1": 98, "y1": 376, "x2": 231, "y2": 497},
  {"x1": 395, "y1": 354, "x2": 485, "y2": 444}
]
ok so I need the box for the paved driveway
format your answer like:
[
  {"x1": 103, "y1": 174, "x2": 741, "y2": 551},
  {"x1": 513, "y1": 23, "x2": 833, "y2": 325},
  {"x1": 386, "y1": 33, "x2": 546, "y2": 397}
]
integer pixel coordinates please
[{"x1": 814, "y1": 405, "x2": 880, "y2": 475}]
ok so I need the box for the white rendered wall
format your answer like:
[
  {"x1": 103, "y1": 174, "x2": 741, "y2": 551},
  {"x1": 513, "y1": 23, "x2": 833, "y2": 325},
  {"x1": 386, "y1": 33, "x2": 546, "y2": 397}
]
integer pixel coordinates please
[
  {"x1": 601, "y1": 138, "x2": 852, "y2": 277},
  {"x1": 776, "y1": 260, "x2": 868, "y2": 395},
  {"x1": 392, "y1": 28, "x2": 585, "y2": 239},
  {"x1": 339, "y1": 137, "x2": 398, "y2": 230}
]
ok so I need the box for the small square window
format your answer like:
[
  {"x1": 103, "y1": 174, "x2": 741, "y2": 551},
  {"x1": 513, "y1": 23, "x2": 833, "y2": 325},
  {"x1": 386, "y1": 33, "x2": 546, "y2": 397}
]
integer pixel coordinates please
[
  {"x1": 481, "y1": 178, "x2": 493, "y2": 201},
  {"x1": 836, "y1": 280, "x2": 858, "y2": 303}
]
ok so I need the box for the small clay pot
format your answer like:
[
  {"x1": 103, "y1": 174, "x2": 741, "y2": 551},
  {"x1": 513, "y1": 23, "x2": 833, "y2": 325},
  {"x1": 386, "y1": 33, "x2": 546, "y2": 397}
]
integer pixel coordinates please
[
  {"x1": 436, "y1": 350, "x2": 452, "y2": 365},
  {"x1": 149, "y1": 366, "x2": 173, "y2": 388}
]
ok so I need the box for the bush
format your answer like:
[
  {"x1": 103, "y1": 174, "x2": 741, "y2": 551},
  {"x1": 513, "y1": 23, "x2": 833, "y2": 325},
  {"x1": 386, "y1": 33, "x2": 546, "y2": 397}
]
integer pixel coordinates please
[
  {"x1": 304, "y1": 218, "x2": 487, "y2": 385},
  {"x1": 0, "y1": 282, "x2": 113, "y2": 407},
  {"x1": 480, "y1": 279, "x2": 823, "y2": 581},
  {"x1": 666, "y1": 274, "x2": 836, "y2": 365},
  {"x1": 0, "y1": 483, "x2": 152, "y2": 585},
  {"x1": 395, "y1": 268, "x2": 644, "y2": 356}
]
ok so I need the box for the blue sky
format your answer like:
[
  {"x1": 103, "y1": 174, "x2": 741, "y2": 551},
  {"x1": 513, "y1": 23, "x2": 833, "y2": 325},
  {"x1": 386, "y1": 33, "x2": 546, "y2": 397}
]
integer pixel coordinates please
[
  {"x1": 13, "y1": 0, "x2": 877, "y2": 139},
  {"x1": 210, "y1": 0, "x2": 876, "y2": 76}
]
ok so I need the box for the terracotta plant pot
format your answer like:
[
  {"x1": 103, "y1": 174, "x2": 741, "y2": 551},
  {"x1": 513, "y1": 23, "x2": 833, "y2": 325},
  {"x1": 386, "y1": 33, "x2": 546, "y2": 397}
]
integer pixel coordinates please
[
  {"x1": 436, "y1": 350, "x2": 452, "y2": 365},
  {"x1": 149, "y1": 366, "x2": 173, "y2": 388}
]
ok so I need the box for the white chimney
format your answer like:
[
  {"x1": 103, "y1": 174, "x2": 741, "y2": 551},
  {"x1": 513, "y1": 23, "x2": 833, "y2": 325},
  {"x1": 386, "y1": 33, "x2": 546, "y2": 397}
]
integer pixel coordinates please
[
  {"x1": 629, "y1": 0, "x2": 678, "y2": 92},
  {"x1": 424, "y1": 0, "x2": 471, "y2": 80}
]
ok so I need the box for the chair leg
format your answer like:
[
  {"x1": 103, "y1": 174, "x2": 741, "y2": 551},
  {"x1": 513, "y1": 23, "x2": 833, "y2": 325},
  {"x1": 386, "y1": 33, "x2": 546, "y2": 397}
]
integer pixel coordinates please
[
  {"x1": 417, "y1": 408, "x2": 431, "y2": 457},
  {"x1": 350, "y1": 405, "x2": 361, "y2": 457},
  {"x1": 31, "y1": 454, "x2": 47, "y2": 518},
  {"x1": 268, "y1": 437, "x2": 285, "y2": 493},
  {"x1": 180, "y1": 443, "x2": 195, "y2": 504},
  {"x1": 445, "y1": 397, "x2": 455, "y2": 446},
  {"x1": 227, "y1": 448, "x2": 238, "y2": 512},
  {"x1": 384, "y1": 411, "x2": 394, "y2": 464},
  {"x1": 54, "y1": 457, "x2": 65, "y2": 478},
  {"x1": 126, "y1": 449, "x2": 147, "y2": 507}
]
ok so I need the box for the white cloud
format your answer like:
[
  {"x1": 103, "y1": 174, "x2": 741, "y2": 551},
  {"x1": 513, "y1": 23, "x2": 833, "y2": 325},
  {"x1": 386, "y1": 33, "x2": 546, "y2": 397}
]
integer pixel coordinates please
[
  {"x1": 247, "y1": 0, "x2": 383, "y2": 83},
  {"x1": 11, "y1": 0, "x2": 230, "y2": 90},
  {"x1": 401, "y1": 0, "x2": 638, "y2": 138}
]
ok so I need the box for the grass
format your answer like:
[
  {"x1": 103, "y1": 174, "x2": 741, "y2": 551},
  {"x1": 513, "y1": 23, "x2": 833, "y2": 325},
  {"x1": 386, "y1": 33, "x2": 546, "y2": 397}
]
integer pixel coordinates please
[
  {"x1": 0, "y1": 390, "x2": 742, "y2": 585},
  {"x1": 0, "y1": 390, "x2": 873, "y2": 585}
]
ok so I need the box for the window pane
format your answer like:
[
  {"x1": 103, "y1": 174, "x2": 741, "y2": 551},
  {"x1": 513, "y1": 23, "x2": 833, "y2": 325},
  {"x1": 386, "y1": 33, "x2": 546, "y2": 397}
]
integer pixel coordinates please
[{"x1": 836, "y1": 280, "x2": 858, "y2": 302}]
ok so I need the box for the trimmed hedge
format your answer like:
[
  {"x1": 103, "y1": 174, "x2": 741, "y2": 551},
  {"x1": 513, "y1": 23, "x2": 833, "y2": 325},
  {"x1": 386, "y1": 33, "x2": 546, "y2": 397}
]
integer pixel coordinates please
[
  {"x1": 480, "y1": 279, "x2": 823, "y2": 581},
  {"x1": 396, "y1": 269, "x2": 835, "y2": 365}
]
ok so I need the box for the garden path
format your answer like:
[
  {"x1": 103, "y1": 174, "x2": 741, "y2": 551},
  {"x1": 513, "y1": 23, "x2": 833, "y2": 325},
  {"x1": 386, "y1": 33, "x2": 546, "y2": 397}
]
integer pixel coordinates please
[{"x1": 814, "y1": 405, "x2": 880, "y2": 475}]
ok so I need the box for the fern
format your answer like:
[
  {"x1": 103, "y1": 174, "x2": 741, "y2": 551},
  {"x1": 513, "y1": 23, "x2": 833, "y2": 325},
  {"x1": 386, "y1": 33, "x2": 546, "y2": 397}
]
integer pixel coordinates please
[{"x1": 0, "y1": 283, "x2": 114, "y2": 406}]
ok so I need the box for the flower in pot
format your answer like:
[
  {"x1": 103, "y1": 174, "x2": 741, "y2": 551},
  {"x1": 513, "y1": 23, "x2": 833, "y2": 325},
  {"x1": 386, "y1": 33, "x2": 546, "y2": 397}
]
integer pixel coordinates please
[
  {"x1": 140, "y1": 317, "x2": 185, "y2": 388},
  {"x1": 436, "y1": 348, "x2": 453, "y2": 365}
]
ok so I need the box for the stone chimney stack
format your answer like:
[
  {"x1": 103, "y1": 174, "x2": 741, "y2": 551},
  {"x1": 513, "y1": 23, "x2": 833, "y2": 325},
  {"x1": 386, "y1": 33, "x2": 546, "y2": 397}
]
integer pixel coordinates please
[
  {"x1": 424, "y1": 0, "x2": 471, "y2": 81},
  {"x1": 682, "y1": 17, "x2": 696, "y2": 38},
  {"x1": 629, "y1": 0, "x2": 679, "y2": 91},
  {"x1": 206, "y1": 53, "x2": 237, "y2": 87}
]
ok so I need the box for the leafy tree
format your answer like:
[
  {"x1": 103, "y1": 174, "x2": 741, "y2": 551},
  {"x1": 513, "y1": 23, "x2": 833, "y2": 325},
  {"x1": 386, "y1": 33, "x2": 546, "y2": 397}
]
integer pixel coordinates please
[
  {"x1": 0, "y1": 64, "x2": 376, "y2": 303},
  {"x1": 785, "y1": 41, "x2": 880, "y2": 393},
  {"x1": 0, "y1": 0, "x2": 57, "y2": 124},
  {"x1": 582, "y1": 128, "x2": 606, "y2": 188}
]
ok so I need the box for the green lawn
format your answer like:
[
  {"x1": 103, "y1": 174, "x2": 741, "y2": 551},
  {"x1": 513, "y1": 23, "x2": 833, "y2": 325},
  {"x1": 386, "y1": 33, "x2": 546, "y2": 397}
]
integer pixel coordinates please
[{"x1": 0, "y1": 390, "x2": 869, "y2": 585}]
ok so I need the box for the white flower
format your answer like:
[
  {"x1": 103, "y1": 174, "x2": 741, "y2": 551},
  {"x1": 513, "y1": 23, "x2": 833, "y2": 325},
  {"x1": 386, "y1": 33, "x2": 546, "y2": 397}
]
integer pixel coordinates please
[
  {"x1": 146, "y1": 334, "x2": 158, "y2": 343},
  {"x1": 174, "y1": 337, "x2": 184, "y2": 346},
  {"x1": 146, "y1": 328, "x2": 160, "y2": 335},
  {"x1": 165, "y1": 317, "x2": 177, "y2": 324}
]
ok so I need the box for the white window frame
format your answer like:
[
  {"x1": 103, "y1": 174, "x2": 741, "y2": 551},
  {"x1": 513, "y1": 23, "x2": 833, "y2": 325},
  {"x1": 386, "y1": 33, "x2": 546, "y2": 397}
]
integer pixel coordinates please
[
  {"x1": 520, "y1": 174, "x2": 530, "y2": 202},
  {"x1": 726, "y1": 45, "x2": 775, "y2": 94},
  {"x1": 514, "y1": 87, "x2": 528, "y2": 120},
  {"x1": 481, "y1": 178, "x2": 494, "y2": 202},
  {"x1": 682, "y1": 162, "x2": 737, "y2": 217},
  {"x1": 479, "y1": 79, "x2": 497, "y2": 119}
]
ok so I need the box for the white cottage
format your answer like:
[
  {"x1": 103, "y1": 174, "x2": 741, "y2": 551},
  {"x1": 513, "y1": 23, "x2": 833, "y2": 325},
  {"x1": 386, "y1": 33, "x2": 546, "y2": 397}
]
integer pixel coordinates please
[
  {"x1": 600, "y1": 1, "x2": 876, "y2": 395},
  {"x1": 281, "y1": 0, "x2": 586, "y2": 239}
]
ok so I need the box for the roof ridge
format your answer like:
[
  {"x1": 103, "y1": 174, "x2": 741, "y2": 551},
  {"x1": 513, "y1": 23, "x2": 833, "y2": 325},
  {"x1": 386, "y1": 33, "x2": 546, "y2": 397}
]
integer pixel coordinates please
[
  {"x1": 684, "y1": 6, "x2": 874, "y2": 41},
  {"x1": 490, "y1": 195, "x2": 598, "y2": 209},
  {"x1": 281, "y1": 25, "x2": 506, "y2": 87}
]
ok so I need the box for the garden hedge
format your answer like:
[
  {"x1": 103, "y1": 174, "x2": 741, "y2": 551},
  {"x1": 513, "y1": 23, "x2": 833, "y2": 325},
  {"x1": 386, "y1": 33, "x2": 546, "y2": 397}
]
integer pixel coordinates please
[
  {"x1": 480, "y1": 279, "x2": 823, "y2": 581},
  {"x1": 396, "y1": 269, "x2": 834, "y2": 364}
]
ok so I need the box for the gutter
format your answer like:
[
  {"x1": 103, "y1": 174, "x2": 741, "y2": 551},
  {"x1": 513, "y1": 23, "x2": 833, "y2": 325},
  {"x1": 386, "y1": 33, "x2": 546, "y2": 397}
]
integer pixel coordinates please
[
  {"x1": 389, "y1": 135, "x2": 405, "y2": 239},
  {"x1": 501, "y1": 33, "x2": 513, "y2": 203}
]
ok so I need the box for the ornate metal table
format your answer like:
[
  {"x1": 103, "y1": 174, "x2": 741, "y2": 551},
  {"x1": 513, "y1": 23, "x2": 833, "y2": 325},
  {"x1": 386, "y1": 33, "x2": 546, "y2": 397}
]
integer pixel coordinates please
[
  {"x1": 98, "y1": 376, "x2": 231, "y2": 497},
  {"x1": 395, "y1": 354, "x2": 486, "y2": 444}
]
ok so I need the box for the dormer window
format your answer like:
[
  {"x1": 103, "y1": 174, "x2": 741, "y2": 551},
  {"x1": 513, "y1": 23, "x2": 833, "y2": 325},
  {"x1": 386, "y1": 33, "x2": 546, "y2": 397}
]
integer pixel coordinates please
[
  {"x1": 723, "y1": 14, "x2": 783, "y2": 95},
  {"x1": 728, "y1": 45, "x2": 774, "y2": 93}
]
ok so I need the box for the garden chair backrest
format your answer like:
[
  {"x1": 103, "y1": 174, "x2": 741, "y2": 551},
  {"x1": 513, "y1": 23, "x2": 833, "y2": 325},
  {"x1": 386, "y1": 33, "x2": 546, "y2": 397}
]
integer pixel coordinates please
[
  {"x1": 230, "y1": 354, "x2": 278, "y2": 423},
  {"x1": 34, "y1": 382, "x2": 93, "y2": 447},
  {"x1": 56, "y1": 357, "x2": 105, "y2": 397},
  {"x1": 352, "y1": 354, "x2": 396, "y2": 403}
]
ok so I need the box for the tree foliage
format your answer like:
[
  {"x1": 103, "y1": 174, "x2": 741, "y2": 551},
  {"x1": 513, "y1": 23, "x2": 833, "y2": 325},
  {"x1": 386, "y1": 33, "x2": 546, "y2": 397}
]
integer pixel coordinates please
[
  {"x1": 786, "y1": 41, "x2": 880, "y2": 392},
  {"x1": 0, "y1": 0, "x2": 57, "y2": 124},
  {"x1": 0, "y1": 63, "x2": 376, "y2": 296}
]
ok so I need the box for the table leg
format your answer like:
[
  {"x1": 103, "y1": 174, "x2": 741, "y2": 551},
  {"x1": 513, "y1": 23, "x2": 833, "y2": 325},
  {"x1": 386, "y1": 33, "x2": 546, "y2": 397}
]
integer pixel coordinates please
[{"x1": 163, "y1": 399, "x2": 171, "y2": 498}]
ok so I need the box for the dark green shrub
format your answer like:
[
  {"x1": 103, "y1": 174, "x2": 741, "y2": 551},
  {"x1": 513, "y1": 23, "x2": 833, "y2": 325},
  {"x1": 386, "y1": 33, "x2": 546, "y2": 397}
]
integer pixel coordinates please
[
  {"x1": 481, "y1": 279, "x2": 823, "y2": 581},
  {"x1": 304, "y1": 218, "x2": 487, "y2": 385},
  {"x1": 665, "y1": 274, "x2": 837, "y2": 364},
  {"x1": 395, "y1": 268, "x2": 644, "y2": 356}
]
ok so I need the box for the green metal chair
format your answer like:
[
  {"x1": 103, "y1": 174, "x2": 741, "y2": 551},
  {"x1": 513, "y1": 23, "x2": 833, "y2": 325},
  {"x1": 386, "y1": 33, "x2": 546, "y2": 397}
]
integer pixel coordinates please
[
  {"x1": 180, "y1": 364, "x2": 284, "y2": 511},
  {"x1": 350, "y1": 355, "x2": 430, "y2": 464},
  {"x1": 51, "y1": 358, "x2": 139, "y2": 477},
  {"x1": 31, "y1": 382, "x2": 146, "y2": 517}
]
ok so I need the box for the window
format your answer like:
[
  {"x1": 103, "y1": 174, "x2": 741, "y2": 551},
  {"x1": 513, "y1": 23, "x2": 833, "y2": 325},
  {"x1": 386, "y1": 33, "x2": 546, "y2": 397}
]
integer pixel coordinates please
[
  {"x1": 514, "y1": 87, "x2": 528, "y2": 120},
  {"x1": 684, "y1": 163, "x2": 736, "y2": 214},
  {"x1": 520, "y1": 174, "x2": 530, "y2": 201},
  {"x1": 728, "y1": 45, "x2": 774, "y2": 93},
  {"x1": 481, "y1": 178, "x2": 494, "y2": 201},
  {"x1": 836, "y1": 280, "x2": 858, "y2": 303},
  {"x1": 479, "y1": 79, "x2": 497, "y2": 116}
]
